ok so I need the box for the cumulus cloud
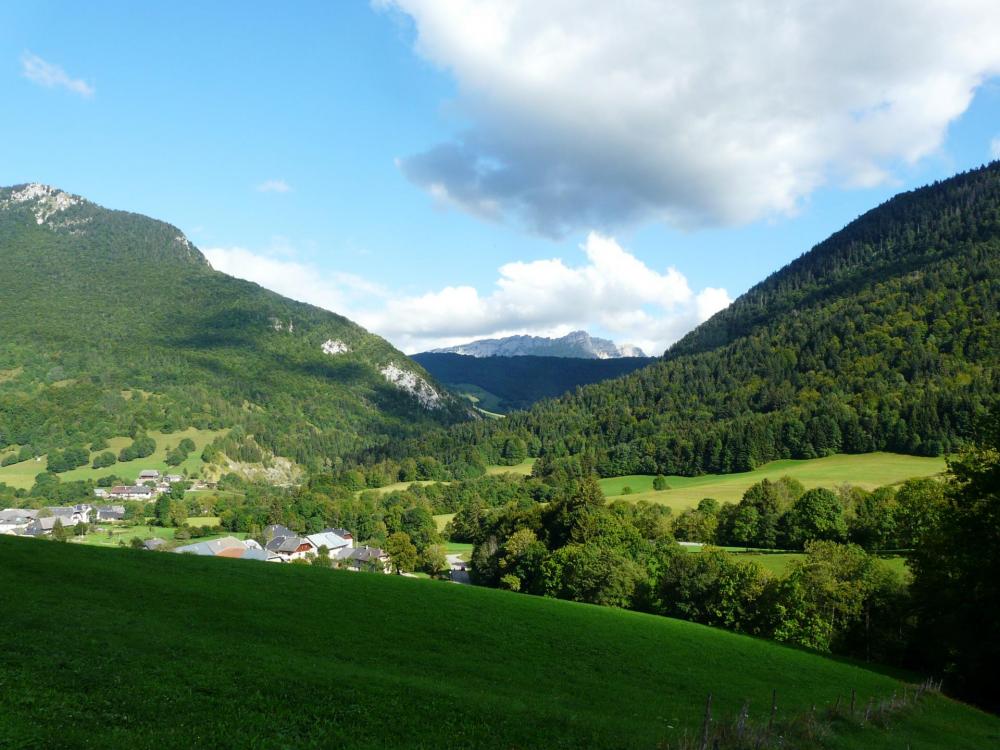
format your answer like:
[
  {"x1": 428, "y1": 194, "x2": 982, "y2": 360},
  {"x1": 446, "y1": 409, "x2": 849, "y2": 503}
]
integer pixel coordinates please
[
  {"x1": 203, "y1": 246, "x2": 388, "y2": 313},
  {"x1": 256, "y1": 179, "x2": 292, "y2": 193},
  {"x1": 21, "y1": 52, "x2": 94, "y2": 97},
  {"x1": 356, "y1": 232, "x2": 731, "y2": 354},
  {"x1": 202, "y1": 234, "x2": 729, "y2": 355},
  {"x1": 378, "y1": 0, "x2": 1000, "y2": 236}
]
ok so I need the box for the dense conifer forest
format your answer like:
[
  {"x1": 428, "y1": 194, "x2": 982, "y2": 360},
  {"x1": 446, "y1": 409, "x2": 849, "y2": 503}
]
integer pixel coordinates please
[{"x1": 389, "y1": 164, "x2": 1000, "y2": 480}]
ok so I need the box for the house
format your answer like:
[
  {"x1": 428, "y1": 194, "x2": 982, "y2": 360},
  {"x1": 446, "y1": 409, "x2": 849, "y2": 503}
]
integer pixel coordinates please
[
  {"x1": 92, "y1": 488, "x2": 109, "y2": 499},
  {"x1": 264, "y1": 524, "x2": 295, "y2": 541},
  {"x1": 143, "y1": 538, "x2": 167, "y2": 551},
  {"x1": 164, "y1": 474, "x2": 184, "y2": 484},
  {"x1": 305, "y1": 529, "x2": 353, "y2": 556},
  {"x1": 108, "y1": 485, "x2": 155, "y2": 501},
  {"x1": 137, "y1": 470, "x2": 161, "y2": 483},
  {"x1": 330, "y1": 527, "x2": 353, "y2": 542},
  {"x1": 0, "y1": 508, "x2": 38, "y2": 534},
  {"x1": 264, "y1": 534, "x2": 317, "y2": 562},
  {"x1": 174, "y1": 536, "x2": 266, "y2": 560},
  {"x1": 24, "y1": 516, "x2": 75, "y2": 536},
  {"x1": 343, "y1": 545, "x2": 391, "y2": 573},
  {"x1": 46, "y1": 504, "x2": 92, "y2": 524},
  {"x1": 95, "y1": 505, "x2": 126, "y2": 522}
]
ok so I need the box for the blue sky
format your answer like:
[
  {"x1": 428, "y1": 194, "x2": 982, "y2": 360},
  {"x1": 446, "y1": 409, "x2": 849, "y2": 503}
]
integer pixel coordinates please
[{"x1": 3, "y1": 2, "x2": 999, "y2": 353}]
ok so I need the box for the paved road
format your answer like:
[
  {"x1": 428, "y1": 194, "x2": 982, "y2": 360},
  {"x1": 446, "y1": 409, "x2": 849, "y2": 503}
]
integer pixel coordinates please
[{"x1": 447, "y1": 554, "x2": 470, "y2": 584}]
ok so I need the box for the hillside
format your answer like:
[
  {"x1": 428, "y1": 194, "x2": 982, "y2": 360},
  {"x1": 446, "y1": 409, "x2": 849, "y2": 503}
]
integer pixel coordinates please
[
  {"x1": 429, "y1": 330, "x2": 646, "y2": 358},
  {"x1": 1, "y1": 537, "x2": 997, "y2": 749},
  {"x1": 403, "y1": 164, "x2": 1000, "y2": 477},
  {"x1": 0, "y1": 184, "x2": 469, "y2": 479},
  {"x1": 412, "y1": 352, "x2": 656, "y2": 412}
]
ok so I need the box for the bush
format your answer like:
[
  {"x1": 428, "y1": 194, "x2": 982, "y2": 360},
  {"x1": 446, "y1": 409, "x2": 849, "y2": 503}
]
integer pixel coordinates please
[{"x1": 92, "y1": 451, "x2": 117, "y2": 469}]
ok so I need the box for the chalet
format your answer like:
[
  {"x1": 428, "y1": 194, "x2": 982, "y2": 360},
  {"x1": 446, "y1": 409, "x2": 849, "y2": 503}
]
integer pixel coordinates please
[
  {"x1": 164, "y1": 474, "x2": 184, "y2": 484},
  {"x1": 343, "y1": 545, "x2": 391, "y2": 573},
  {"x1": 0, "y1": 508, "x2": 38, "y2": 534},
  {"x1": 264, "y1": 534, "x2": 317, "y2": 562},
  {"x1": 95, "y1": 505, "x2": 126, "y2": 522},
  {"x1": 329, "y1": 527, "x2": 353, "y2": 542},
  {"x1": 305, "y1": 529, "x2": 353, "y2": 555},
  {"x1": 24, "y1": 516, "x2": 72, "y2": 536},
  {"x1": 264, "y1": 524, "x2": 295, "y2": 541},
  {"x1": 108, "y1": 485, "x2": 155, "y2": 501},
  {"x1": 137, "y1": 470, "x2": 161, "y2": 483},
  {"x1": 92, "y1": 488, "x2": 109, "y2": 499}
]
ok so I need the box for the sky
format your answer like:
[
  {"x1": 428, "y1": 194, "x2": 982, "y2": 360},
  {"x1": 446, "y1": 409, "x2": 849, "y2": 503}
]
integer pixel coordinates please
[{"x1": 3, "y1": 1, "x2": 1000, "y2": 355}]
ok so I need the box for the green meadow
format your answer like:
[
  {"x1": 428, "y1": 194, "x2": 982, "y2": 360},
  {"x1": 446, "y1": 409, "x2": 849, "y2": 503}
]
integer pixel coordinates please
[
  {"x1": 0, "y1": 427, "x2": 224, "y2": 490},
  {"x1": 0, "y1": 536, "x2": 996, "y2": 749},
  {"x1": 600, "y1": 452, "x2": 947, "y2": 511}
]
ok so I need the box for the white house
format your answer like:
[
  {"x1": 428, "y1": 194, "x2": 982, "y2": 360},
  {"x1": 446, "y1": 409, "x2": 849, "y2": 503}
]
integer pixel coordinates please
[
  {"x1": 46, "y1": 505, "x2": 92, "y2": 524},
  {"x1": 264, "y1": 534, "x2": 317, "y2": 562},
  {"x1": 108, "y1": 485, "x2": 155, "y2": 501}
]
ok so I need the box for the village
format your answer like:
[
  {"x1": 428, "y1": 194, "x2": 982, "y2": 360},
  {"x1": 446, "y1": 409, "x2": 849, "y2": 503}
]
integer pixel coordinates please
[{"x1": 0, "y1": 469, "x2": 395, "y2": 572}]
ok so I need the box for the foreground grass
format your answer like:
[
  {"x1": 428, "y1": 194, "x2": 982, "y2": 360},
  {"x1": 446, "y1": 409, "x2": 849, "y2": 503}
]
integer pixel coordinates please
[
  {"x1": 0, "y1": 427, "x2": 224, "y2": 489},
  {"x1": 600, "y1": 452, "x2": 946, "y2": 511},
  {"x1": 0, "y1": 537, "x2": 995, "y2": 749}
]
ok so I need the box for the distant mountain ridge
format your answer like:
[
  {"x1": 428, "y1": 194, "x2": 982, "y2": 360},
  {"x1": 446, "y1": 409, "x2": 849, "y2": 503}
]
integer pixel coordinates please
[
  {"x1": 429, "y1": 330, "x2": 646, "y2": 359},
  {"x1": 0, "y1": 183, "x2": 468, "y2": 478}
]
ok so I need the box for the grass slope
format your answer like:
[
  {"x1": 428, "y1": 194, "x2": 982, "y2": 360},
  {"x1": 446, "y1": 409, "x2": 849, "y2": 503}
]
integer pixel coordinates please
[
  {"x1": 0, "y1": 428, "x2": 224, "y2": 490},
  {"x1": 1, "y1": 537, "x2": 996, "y2": 749},
  {"x1": 600, "y1": 452, "x2": 946, "y2": 511}
]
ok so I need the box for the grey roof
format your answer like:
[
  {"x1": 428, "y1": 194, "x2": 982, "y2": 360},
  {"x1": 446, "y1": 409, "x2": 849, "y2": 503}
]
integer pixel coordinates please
[
  {"x1": 0, "y1": 509, "x2": 38, "y2": 523},
  {"x1": 325, "y1": 527, "x2": 353, "y2": 538},
  {"x1": 143, "y1": 538, "x2": 167, "y2": 550},
  {"x1": 174, "y1": 536, "x2": 248, "y2": 557},
  {"x1": 306, "y1": 531, "x2": 351, "y2": 551},
  {"x1": 350, "y1": 545, "x2": 387, "y2": 562},
  {"x1": 264, "y1": 524, "x2": 295, "y2": 540}
]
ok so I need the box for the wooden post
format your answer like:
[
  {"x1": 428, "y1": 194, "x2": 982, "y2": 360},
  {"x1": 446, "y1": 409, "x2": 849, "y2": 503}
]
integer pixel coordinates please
[
  {"x1": 736, "y1": 701, "x2": 749, "y2": 738},
  {"x1": 699, "y1": 693, "x2": 713, "y2": 750}
]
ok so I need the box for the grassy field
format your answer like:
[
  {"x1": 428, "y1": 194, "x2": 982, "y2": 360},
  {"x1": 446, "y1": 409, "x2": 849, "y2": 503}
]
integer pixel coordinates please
[
  {"x1": 434, "y1": 512, "x2": 455, "y2": 532},
  {"x1": 0, "y1": 537, "x2": 996, "y2": 749},
  {"x1": 73, "y1": 519, "x2": 242, "y2": 549},
  {"x1": 600, "y1": 452, "x2": 947, "y2": 511},
  {"x1": 485, "y1": 458, "x2": 535, "y2": 476},
  {"x1": 0, "y1": 428, "x2": 224, "y2": 490}
]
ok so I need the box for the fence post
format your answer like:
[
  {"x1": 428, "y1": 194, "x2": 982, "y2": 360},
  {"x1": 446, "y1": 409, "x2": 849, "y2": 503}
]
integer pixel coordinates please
[
  {"x1": 736, "y1": 701, "x2": 749, "y2": 738},
  {"x1": 699, "y1": 693, "x2": 713, "y2": 750},
  {"x1": 850, "y1": 688, "x2": 856, "y2": 716},
  {"x1": 768, "y1": 688, "x2": 777, "y2": 732}
]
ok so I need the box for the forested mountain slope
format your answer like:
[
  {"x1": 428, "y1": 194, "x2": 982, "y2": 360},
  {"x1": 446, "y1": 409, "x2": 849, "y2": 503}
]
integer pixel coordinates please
[
  {"x1": 0, "y1": 184, "x2": 468, "y2": 474},
  {"x1": 412, "y1": 352, "x2": 656, "y2": 412},
  {"x1": 404, "y1": 164, "x2": 1000, "y2": 478}
]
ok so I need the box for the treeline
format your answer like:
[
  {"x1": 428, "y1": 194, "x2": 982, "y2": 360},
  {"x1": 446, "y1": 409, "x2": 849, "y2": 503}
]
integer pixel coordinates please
[
  {"x1": 459, "y1": 413, "x2": 1000, "y2": 710},
  {"x1": 373, "y1": 163, "x2": 1000, "y2": 479}
]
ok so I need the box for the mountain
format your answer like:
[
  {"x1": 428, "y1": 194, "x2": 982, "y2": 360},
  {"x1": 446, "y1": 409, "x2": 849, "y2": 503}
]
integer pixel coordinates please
[
  {"x1": 3, "y1": 536, "x2": 997, "y2": 749},
  {"x1": 402, "y1": 164, "x2": 1000, "y2": 477},
  {"x1": 412, "y1": 352, "x2": 657, "y2": 413},
  {"x1": 429, "y1": 330, "x2": 647, "y2": 359},
  {"x1": 0, "y1": 184, "x2": 469, "y2": 479}
]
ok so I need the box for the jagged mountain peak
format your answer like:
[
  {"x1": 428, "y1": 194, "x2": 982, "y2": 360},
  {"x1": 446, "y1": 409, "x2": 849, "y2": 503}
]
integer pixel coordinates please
[{"x1": 428, "y1": 330, "x2": 647, "y2": 359}]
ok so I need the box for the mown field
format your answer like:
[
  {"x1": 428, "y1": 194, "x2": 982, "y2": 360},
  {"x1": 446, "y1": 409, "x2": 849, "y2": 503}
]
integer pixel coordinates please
[
  {"x1": 599, "y1": 452, "x2": 947, "y2": 511},
  {"x1": 72, "y1": 517, "x2": 240, "y2": 549},
  {"x1": 0, "y1": 537, "x2": 995, "y2": 749},
  {"x1": 0, "y1": 427, "x2": 224, "y2": 489}
]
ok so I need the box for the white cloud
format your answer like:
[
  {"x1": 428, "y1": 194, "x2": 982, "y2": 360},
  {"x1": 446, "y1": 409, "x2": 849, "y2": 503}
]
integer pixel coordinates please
[
  {"x1": 379, "y1": 0, "x2": 1000, "y2": 236},
  {"x1": 202, "y1": 233, "x2": 729, "y2": 355},
  {"x1": 203, "y1": 246, "x2": 388, "y2": 314},
  {"x1": 256, "y1": 179, "x2": 292, "y2": 193},
  {"x1": 356, "y1": 232, "x2": 731, "y2": 354},
  {"x1": 991, "y1": 136, "x2": 1000, "y2": 160},
  {"x1": 21, "y1": 52, "x2": 94, "y2": 97}
]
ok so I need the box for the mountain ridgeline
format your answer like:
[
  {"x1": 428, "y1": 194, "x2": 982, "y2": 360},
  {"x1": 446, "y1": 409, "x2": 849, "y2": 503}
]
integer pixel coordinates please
[
  {"x1": 0, "y1": 184, "x2": 469, "y2": 475},
  {"x1": 429, "y1": 330, "x2": 646, "y2": 358},
  {"x1": 400, "y1": 164, "x2": 1000, "y2": 478},
  {"x1": 412, "y1": 352, "x2": 656, "y2": 413}
]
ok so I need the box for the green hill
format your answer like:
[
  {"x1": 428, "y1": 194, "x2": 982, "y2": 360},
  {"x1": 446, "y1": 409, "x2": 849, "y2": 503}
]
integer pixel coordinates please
[
  {"x1": 412, "y1": 352, "x2": 657, "y2": 413},
  {"x1": 0, "y1": 536, "x2": 996, "y2": 749},
  {"x1": 0, "y1": 184, "x2": 470, "y2": 478},
  {"x1": 403, "y1": 163, "x2": 1000, "y2": 478}
]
